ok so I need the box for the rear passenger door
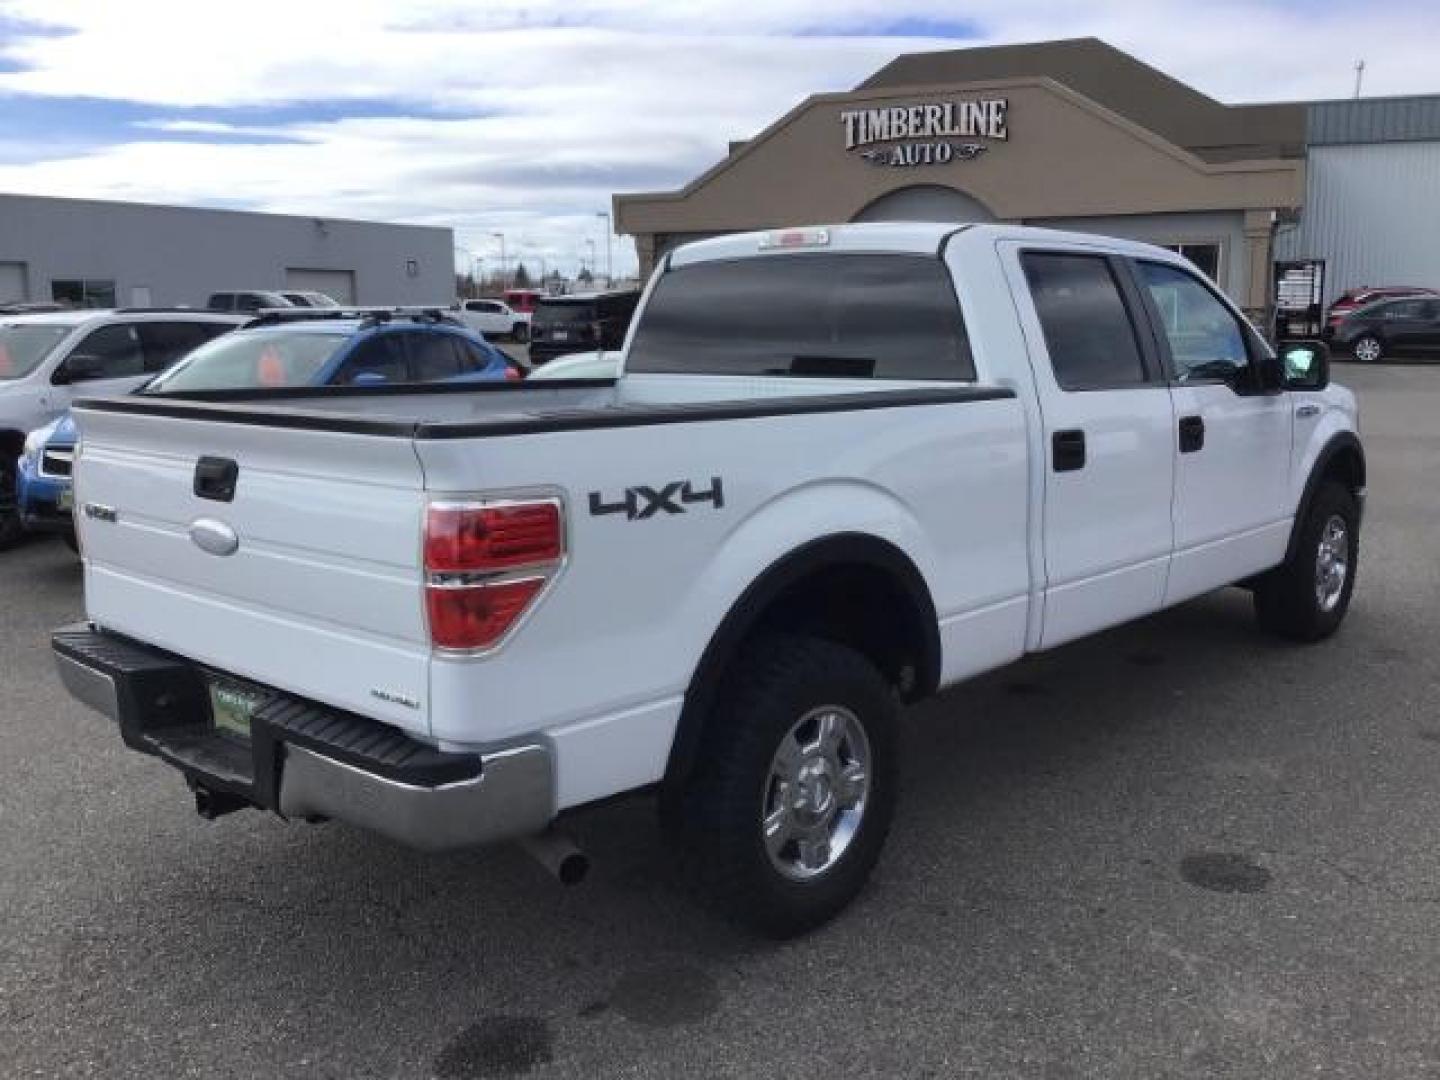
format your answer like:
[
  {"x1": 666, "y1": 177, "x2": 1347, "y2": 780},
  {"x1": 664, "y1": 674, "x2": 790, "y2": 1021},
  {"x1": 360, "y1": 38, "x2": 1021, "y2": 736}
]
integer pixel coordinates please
[{"x1": 1005, "y1": 246, "x2": 1176, "y2": 648}]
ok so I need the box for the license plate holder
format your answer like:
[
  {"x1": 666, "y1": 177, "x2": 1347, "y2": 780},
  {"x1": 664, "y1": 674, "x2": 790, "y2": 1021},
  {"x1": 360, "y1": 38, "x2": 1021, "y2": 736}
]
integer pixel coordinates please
[{"x1": 206, "y1": 676, "x2": 267, "y2": 741}]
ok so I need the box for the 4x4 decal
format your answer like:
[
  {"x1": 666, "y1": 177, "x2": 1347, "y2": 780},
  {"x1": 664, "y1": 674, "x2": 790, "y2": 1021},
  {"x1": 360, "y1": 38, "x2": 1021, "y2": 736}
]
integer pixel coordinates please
[{"x1": 588, "y1": 477, "x2": 724, "y2": 521}]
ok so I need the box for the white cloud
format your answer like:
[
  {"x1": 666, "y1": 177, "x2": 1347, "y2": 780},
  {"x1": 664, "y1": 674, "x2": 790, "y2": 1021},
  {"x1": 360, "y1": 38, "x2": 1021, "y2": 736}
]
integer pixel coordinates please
[{"x1": 0, "y1": 0, "x2": 1438, "y2": 275}]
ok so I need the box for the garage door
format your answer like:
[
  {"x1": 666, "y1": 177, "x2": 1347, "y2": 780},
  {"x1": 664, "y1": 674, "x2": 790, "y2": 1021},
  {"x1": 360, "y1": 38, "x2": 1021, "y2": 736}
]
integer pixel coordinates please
[
  {"x1": 284, "y1": 268, "x2": 356, "y2": 305},
  {"x1": 0, "y1": 262, "x2": 27, "y2": 304}
]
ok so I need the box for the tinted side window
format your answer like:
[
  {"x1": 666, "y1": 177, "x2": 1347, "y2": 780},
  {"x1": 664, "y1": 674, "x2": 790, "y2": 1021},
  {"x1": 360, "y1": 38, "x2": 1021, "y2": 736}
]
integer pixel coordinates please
[
  {"x1": 407, "y1": 333, "x2": 464, "y2": 381},
  {"x1": 1134, "y1": 261, "x2": 1249, "y2": 383},
  {"x1": 1022, "y1": 253, "x2": 1147, "y2": 390},
  {"x1": 626, "y1": 255, "x2": 974, "y2": 380},
  {"x1": 138, "y1": 322, "x2": 231, "y2": 372},
  {"x1": 333, "y1": 334, "x2": 407, "y2": 385},
  {"x1": 206, "y1": 293, "x2": 232, "y2": 310},
  {"x1": 69, "y1": 324, "x2": 145, "y2": 378},
  {"x1": 1380, "y1": 299, "x2": 1424, "y2": 319},
  {"x1": 453, "y1": 338, "x2": 495, "y2": 373}
]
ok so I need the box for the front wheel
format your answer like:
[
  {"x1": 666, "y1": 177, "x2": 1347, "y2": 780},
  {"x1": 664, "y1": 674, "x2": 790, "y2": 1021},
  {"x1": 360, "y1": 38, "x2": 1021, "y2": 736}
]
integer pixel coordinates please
[
  {"x1": 1352, "y1": 335, "x2": 1384, "y2": 363},
  {"x1": 1254, "y1": 481, "x2": 1359, "y2": 641},
  {"x1": 666, "y1": 634, "x2": 899, "y2": 937}
]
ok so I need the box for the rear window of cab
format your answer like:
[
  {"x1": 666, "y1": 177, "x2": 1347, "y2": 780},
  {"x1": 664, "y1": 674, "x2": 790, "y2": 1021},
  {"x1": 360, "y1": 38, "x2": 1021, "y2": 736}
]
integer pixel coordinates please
[{"x1": 625, "y1": 254, "x2": 975, "y2": 380}]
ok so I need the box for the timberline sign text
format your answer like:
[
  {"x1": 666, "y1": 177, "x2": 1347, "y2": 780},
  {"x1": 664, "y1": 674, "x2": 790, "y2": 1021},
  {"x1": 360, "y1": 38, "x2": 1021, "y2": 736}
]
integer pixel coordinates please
[{"x1": 841, "y1": 98, "x2": 1009, "y2": 168}]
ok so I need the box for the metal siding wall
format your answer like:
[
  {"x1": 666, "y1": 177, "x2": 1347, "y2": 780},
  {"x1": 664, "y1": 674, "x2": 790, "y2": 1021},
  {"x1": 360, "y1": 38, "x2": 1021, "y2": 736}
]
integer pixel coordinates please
[
  {"x1": 1308, "y1": 97, "x2": 1440, "y2": 146},
  {"x1": 0, "y1": 195, "x2": 454, "y2": 308},
  {"x1": 1276, "y1": 143, "x2": 1440, "y2": 305}
]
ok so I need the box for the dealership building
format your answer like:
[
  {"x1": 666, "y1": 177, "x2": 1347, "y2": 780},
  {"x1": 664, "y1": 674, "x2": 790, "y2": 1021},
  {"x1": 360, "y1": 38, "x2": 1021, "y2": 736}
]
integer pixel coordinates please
[
  {"x1": 616, "y1": 38, "x2": 1440, "y2": 329},
  {"x1": 0, "y1": 194, "x2": 454, "y2": 309}
]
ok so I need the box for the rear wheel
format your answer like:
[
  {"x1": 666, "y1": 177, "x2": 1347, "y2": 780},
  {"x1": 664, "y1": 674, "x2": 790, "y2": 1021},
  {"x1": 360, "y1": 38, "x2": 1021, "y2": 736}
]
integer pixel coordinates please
[
  {"x1": 1352, "y1": 335, "x2": 1383, "y2": 363},
  {"x1": 1254, "y1": 481, "x2": 1359, "y2": 641},
  {"x1": 667, "y1": 634, "x2": 899, "y2": 938},
  {"x1": 0, "y1": 462, "x2": 24, "y2": 550}
]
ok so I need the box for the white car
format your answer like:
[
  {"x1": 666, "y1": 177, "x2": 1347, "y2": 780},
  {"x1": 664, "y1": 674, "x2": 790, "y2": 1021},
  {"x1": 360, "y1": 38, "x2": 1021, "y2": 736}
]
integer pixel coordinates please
[
  {"x1": 525, "y1": 350, "x2": 620, "y2": 380},
  {"x1": 0, "y1": 308, "x2": 241, "y2": 546},
  {"x1": 454, "y1": 298, "x2": 530, "y2": 343},
  {"x1": 55, "y1": 223, "x2": 1362, "y2": 935}
]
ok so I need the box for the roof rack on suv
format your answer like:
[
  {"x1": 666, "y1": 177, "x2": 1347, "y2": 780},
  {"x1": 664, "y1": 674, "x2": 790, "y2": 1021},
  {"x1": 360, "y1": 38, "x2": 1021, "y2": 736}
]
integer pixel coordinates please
[
  {"x1": 112, "y1": 306, "x2": 221, "y2": 315},
  {"x1": 242, "y1": 306, "x2": 462, "y2": 329}
]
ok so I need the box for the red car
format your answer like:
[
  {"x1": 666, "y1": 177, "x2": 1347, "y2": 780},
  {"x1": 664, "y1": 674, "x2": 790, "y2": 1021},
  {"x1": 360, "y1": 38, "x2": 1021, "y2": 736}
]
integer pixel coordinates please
[{"x1": 1327, "y1": 286, "x2": 1438, "y2": 330}]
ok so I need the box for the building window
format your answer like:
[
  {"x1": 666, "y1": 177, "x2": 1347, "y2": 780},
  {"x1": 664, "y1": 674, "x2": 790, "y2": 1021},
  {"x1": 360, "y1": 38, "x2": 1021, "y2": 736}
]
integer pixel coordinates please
[
  {"x1": 1161, "y1": 243, "x2": 1221, "y2": 284},
  {"x1": 51, "y1": 279, "x2": 117, "y2": 309}
]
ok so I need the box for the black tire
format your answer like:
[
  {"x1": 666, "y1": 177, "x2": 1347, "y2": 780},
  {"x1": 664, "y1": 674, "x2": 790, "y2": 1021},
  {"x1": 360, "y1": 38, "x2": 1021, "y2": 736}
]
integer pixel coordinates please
[
  {"x1": 1351, "y1": 334, "x2": 1384, "y2": 363},
  {"x1": 666, "y1": 634, "x2": 899, "y2": 938},
  {"x1": 0, "y1": 461, "x2": 24, "y2": 551},
  {"x1": 511, "y1": 323, "x2": 529, "y2": 344},
  {"x1": 1254, "y1": 481, "x2": 1359, "y2": 641}
]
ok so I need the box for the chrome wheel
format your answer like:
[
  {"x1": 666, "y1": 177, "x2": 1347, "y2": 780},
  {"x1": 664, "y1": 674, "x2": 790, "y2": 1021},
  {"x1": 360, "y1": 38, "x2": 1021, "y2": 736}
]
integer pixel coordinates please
[
  {"x1": 1315, "y1": 514, "x2": 1349, "y2": 613},
  {"x1": 1353, "y1": 337, "x2": 1382, "y2": 363},
  {"x1": 762, "y1": 706, "x2": 871, "y2": 881}
]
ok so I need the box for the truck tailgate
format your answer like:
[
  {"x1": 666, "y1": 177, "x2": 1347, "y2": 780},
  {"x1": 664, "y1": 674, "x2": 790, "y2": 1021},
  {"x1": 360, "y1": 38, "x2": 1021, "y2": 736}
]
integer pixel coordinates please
[{"x1": 72, "y1": 406, "x2": 433, "y2": 733}]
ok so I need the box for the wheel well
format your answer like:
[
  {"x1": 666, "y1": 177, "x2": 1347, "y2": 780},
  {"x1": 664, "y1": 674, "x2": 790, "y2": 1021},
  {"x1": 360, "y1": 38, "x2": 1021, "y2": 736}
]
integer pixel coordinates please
[
  {"x1": 1322, "y1": 444, "x2": 1365, "y2": 494},
  {"x1": 0, "y1": 429, "x2": 24, "y2": 459},
  {"x1": 1284, "y1": 434, "x2": 1366, "y2": 563},
  {"x1": 663, "y1": 534, "x2": 939, "y2": 792}
]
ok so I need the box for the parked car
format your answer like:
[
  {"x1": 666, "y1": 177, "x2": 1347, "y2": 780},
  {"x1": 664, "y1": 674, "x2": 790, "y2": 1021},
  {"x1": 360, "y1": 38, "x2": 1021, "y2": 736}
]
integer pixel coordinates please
[
  {"x1": 1325, "y1": 295, "x2": 1440, "y2": 362},
  {"x1": 0, "y1": 308, "x2": 241, "y2": 546},
  {"x1": 54, "y1": 224, "x2": 1362, "y2": 936},
  {"x1": 1326, "y1": 286, "x2": 1437, "y2": 329},
  {"x1": 528, "y1": 289, "x2": 640, "y2": 366},
  {"x1": 145, "y1": 312, "x2": 515, "y2": 393},
  {"x1": 525, "y1": 349, "x2": 621, "y2": 380},
  {"x1": 280, "y1": 291, "x2": 342, "y2": 309},
  {"x1": 503, "y1": 288, "x2": 545, "y2": 316},
  {"x1": 206, "y1": 291, "x2": 296, "y2": 313},
  {"x1": 454, "y1": 298, "x2": 530, "y2": 342},
  {"x1": 15, "y1": 414, "x2": 77, "y2": 548}
]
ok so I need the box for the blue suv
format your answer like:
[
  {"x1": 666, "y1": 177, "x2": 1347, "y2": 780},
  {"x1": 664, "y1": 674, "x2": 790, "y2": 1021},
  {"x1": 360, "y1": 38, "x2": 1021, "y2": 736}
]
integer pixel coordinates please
[{"x1": 16, "y1": 311, "x2": 515, "y2": 547}]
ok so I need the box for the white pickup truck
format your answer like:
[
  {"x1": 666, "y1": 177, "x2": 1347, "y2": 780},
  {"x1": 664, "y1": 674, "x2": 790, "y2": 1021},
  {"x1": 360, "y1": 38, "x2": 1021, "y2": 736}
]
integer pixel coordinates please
[{"x1": 54, "y1": 224, "x2": 1363, "y2": 936}]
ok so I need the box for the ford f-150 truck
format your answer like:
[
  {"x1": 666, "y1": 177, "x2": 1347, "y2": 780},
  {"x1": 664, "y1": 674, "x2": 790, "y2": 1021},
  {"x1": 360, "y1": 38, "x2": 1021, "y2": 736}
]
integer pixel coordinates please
[{"x1": 53, "y1": 224, "x2": 1363, "y2": 936}]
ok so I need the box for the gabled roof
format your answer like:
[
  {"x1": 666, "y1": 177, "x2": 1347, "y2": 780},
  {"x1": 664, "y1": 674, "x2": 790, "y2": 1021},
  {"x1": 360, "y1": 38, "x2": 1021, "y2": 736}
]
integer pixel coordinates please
[{"x1": 858, "y1": 37, "x2": 1306, "y2": 162}]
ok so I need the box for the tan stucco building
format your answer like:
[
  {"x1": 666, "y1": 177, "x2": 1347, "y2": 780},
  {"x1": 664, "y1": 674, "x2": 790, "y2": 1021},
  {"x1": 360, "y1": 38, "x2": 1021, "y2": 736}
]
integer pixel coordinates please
[{"x1": 615, "y1": 39, "x2": 1309, "y2": 318}]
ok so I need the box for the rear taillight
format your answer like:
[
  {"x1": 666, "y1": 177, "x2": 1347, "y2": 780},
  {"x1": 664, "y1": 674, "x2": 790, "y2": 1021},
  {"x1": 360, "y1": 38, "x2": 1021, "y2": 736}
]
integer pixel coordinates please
[{"x1": 423, "y1": 499, "x2": 564, "y2": 651}]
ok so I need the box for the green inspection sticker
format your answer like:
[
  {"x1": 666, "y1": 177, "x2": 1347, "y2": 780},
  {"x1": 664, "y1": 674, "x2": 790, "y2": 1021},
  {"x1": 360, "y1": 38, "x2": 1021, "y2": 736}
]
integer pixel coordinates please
[{"x1": 207, "y1": 679, "x2": 266, "y2": 740}]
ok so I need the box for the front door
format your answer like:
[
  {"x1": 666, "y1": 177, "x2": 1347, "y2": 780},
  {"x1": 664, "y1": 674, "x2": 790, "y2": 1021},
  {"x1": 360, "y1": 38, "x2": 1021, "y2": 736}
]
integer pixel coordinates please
[
  {"x1": 1007, "y1": 246, "x2": 1177, "y2": 649},
  {"x1": 1128, "y1": 259, "x2": 1293, "y2": 604}
]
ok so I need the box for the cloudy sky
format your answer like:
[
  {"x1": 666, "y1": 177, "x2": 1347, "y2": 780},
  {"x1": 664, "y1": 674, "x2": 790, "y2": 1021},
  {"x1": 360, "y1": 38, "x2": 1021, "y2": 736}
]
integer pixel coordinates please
[{"x1": 1, "y1": 0, "x2": 1438, "y2": 277}]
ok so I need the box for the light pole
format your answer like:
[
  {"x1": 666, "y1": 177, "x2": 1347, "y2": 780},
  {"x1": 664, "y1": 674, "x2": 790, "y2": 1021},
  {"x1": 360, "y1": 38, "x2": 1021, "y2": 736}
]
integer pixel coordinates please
[
  {"x1": 491, "y1": 231, "x2": 507, "y2": 291},
  {"x1": 454, "y1": 244, "x2": 479, "y2": 297},
  {"x1": 594, "y1": 211, "x2": 612, "y2": 287}
]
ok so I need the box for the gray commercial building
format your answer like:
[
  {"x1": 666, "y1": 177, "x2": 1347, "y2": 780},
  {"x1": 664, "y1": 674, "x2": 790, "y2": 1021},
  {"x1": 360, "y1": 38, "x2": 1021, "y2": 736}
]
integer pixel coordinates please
[{"x1": 0, "y1": 194, "x2": 454, "y2": 309}]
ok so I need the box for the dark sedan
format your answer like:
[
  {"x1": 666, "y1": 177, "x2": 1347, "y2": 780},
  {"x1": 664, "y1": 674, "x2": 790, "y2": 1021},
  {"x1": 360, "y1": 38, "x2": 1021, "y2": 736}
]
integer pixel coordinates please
[{"x1": 1326, "y1": 295, "x2": 1440, "y2": 362}]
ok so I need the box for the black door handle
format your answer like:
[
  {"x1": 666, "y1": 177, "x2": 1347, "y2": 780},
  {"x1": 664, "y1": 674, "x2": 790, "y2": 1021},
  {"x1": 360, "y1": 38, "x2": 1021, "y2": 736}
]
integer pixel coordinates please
[
  {"x1": 1178, "y1": 415, "x2": 1205, "y2": 454},
  {"x1": 1052, "y1": 429, "x2": 1086, "y2": 472},
  {"x1": 194, "y1": 456, "x2": 239, "y2": 502}
]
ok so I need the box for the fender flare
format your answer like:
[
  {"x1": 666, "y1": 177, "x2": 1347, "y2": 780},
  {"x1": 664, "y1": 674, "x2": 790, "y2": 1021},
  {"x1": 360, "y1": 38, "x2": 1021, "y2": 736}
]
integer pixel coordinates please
[
  {"x1": 662, "y1": 532, "x2": 940, "y2": 790},
  {"x1": 1285, "y1": 432, "x2": 1366, "y2": 563}
]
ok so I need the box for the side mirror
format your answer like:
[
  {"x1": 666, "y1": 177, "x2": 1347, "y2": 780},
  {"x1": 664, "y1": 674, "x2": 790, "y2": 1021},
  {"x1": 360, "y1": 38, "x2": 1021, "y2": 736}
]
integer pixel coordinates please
[
  {"x1": 52, "y1": 354, "x2": 105, "y2": 385},
  {"x1": 1280, "y1": 340, "x2": 1330, "y2": 391}
]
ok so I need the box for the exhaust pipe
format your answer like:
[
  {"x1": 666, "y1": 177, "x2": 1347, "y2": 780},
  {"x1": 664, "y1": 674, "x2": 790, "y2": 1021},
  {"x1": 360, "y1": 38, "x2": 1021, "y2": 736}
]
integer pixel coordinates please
[{"x1": 519, "y1": 829, "x2": 589, "y2": 886}]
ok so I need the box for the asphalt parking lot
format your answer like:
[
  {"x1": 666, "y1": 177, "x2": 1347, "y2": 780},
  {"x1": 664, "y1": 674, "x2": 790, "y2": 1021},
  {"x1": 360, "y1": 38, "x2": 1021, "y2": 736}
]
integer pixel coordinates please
[{"x1": 2, "y1": 362, "x2": 1438, "y2": 1079}]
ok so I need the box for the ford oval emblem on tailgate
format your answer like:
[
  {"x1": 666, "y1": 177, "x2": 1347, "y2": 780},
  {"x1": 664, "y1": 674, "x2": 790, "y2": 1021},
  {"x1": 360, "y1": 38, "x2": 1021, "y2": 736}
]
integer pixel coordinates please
[{"x1": 189, "y1": 518, "x2": 239, "y2": 556}]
